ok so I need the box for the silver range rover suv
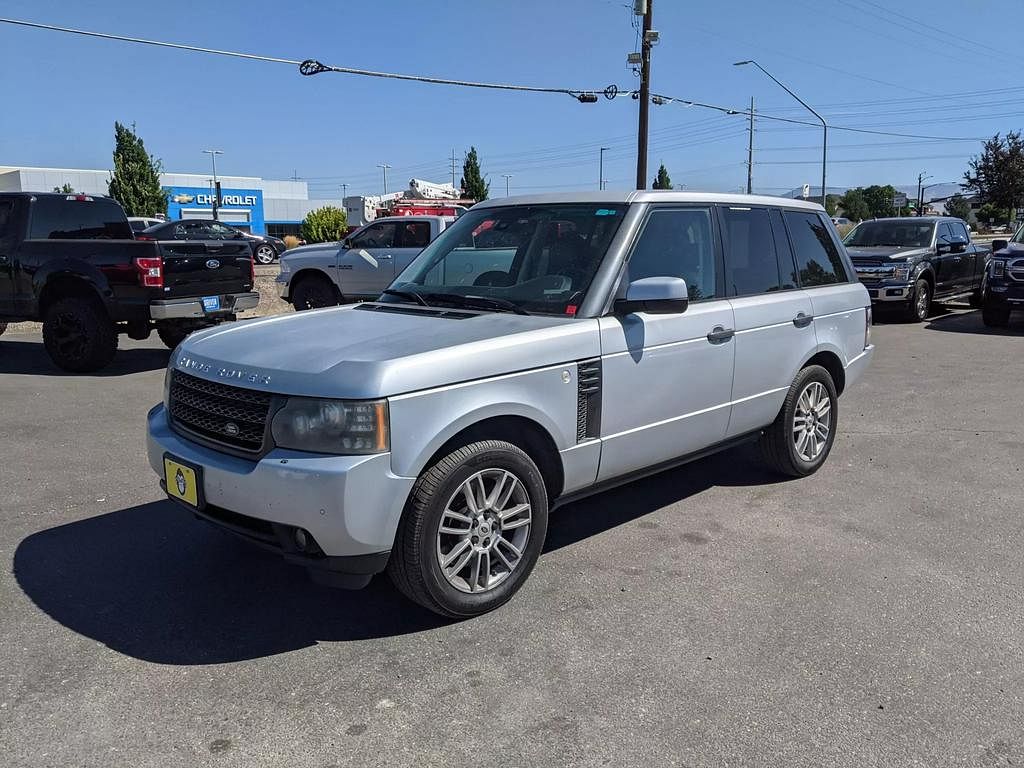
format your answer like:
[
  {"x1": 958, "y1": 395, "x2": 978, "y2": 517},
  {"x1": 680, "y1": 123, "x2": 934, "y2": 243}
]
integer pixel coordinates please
[{"x1": 147, "y1": 192, "x2": 873, "y2": 617}]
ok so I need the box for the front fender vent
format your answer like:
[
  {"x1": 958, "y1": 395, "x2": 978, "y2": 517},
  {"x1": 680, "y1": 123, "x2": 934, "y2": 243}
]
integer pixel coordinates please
[{"x1": 576, "y1": 359, "x2": 602, "y2": 442}]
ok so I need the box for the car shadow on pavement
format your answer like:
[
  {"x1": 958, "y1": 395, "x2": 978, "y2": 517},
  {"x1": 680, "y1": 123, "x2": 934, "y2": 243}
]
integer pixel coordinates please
[
  {"x1": 13, "y1": 446, "x2": 784, "y2": 665},
  {"x1": 0, "y1": 339, "x2": 171, "y2": 376},
  {"x1": 925, "y1": 310, "x2": 1021, "y2": 335}
]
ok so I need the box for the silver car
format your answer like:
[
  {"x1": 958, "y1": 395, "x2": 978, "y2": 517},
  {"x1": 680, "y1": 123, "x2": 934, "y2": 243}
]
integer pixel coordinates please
[{"x1": 147, "y1": 192, "x2": 874, "y2": 617}]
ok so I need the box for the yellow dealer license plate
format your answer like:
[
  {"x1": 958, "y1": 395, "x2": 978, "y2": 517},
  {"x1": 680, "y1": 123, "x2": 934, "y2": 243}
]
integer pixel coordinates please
[{"x1": 164, "y1": 455, "x2": 204, "y2": 509}]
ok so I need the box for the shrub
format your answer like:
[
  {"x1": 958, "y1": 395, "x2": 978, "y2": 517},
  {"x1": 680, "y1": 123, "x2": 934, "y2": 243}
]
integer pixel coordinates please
[{"x1": 301, "y1": 206, "x2": 348, "y2": 244}]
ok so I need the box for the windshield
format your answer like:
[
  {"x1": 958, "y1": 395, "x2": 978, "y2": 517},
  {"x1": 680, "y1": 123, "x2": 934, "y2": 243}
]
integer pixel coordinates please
[
  {"x1": 381, "y1": 203, "x2": 627, "y2": 315},
  {"x1": 843, "y1": 221, "x2": 935, "y2": 248},
  {"x1": 1011, "y1": 223, "x2": 1024, "y2": 244}
]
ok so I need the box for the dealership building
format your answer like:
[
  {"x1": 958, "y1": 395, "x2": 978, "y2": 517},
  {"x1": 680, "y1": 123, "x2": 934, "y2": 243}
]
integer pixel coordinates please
[{"x1": 0, "y1": 165, "x2": 344, "y2": 237}]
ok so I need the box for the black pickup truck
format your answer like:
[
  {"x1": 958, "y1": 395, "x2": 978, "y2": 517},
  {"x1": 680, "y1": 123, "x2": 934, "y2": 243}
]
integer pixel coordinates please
[
  {"x1": 982, "y1": 229, "x2": 1024, "y2": 327},
  {"x1": 0, "y1": 192, "x2": 258, "y2": 371},
  {"x1": 844, "y1": 216, "x2": 990, "y2": 321}
]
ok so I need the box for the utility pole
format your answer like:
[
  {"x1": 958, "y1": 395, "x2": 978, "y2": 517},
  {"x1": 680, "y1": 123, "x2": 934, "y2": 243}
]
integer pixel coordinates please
[
  {"x1": 502, "y1": 174, "x2": 513, "y2": 197},
  {"x1": 746, "y1": 97, "x2": 755, "y2": 195},
  {"x1": 202, "y1": 149, "x2": 223, "y2": 220},
  {"x1": 340, "y1": 183, "x2": 348, "y2": 199},
  {"x1": 635, "y1": 0, "x2": 653, "y2": 190},
  {"x1": 916, "y1": 172, "x2": 931, "y2": 217},
  {"x1": 377, "y1": 163, "x2": 392, "y2": 195},
  {"x1": 450, "y1": 149, "x2": 459, "y2": 190},
  {"x1": 599, "y1": 147, "x2": 610, "y2": 190},
  {"x1": 290, "y1": 169, "x2": 301, "y2": 182}
]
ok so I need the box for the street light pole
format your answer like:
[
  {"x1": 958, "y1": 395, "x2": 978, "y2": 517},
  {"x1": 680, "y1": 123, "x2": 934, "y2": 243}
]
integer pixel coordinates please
[
  {"x1": 635, "y1": 0, "x2": 653, "y2": 190},
  {"x1": 377, "y1": 163, "x2": 392, "y2": 195},
  {"x1": 502, "y1": 174, "x2": 513, "y2": 197},
  {"x1": 734, "y1": 60, "x2": 827, "y2": 207},
  {"x1": 917, "y1": 172, "x2": 932, "y2": 217},
  {"x1": 201, "y1": 149, "x2": 223, "y2": 219},
  {"x1": 599, "y1": 147, "x2": 610, "y2": 190}
]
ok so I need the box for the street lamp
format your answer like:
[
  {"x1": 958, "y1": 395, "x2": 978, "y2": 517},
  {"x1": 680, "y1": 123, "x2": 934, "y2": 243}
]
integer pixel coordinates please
[
  {"x1": 377, "y1": 163, "x2": 392, "y2": 195},
  {"x1": 734, "y1": 60, "x2": 827, "y2": 207},
  {"x1": 916, "y1": 172, "x2": 933, "y2": 216},
  {"x1": 201, "y1": 149, "x2": 223, "y2": 219},
  {"x1": 502, "y1": 174, "x2": 513, "y2": 197},
  {"x1": 599, "y1": 147, "x2": 610, "y2": 191},
  {"x1": 921, "y1": 181, "x2": 955, "y2": 215}
]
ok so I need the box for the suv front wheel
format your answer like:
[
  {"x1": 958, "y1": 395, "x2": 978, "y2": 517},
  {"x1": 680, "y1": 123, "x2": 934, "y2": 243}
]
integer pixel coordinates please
[
  {"x1": 388, "y1": 440, "x2": 549, "y2": 617},
  {"x1": 760, "y1": 365, "x2": 838, "y2": 478}
]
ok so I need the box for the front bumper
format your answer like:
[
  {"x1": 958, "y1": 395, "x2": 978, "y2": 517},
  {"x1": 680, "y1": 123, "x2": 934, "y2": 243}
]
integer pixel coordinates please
[
  {"x1": 984, "y1": 283, "x2": 1024, "y2": 308},
  {"x1": 860, "y1": 282, "x2": 912, "y2": 302},
  {"x1": 151, "y1": 292, "x2": 260, "y2": 320},
  {"x1": 274, "y1": 278, "x2": 289, "y2": 300},
  {"x1": 147, "y1": 404, "x2": 415, "y2": 587}
]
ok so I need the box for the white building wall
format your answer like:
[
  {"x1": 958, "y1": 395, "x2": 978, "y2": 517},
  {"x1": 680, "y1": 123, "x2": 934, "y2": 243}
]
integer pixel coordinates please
[{"x1": 264, "y1": 197, "x2": 345, "y2": 222}]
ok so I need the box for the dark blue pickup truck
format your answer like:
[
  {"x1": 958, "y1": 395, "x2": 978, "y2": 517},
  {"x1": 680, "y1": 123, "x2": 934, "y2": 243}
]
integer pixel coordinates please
[{"x1": 982, "y1": 228, "x2": 1024, "y2": 327}]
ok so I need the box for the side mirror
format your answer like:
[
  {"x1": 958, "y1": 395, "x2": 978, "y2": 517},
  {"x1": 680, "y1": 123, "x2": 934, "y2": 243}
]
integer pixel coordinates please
[
  {"x1": 615, "y1": 276, "x2": 689, "y2": 315},
  {"x1": 993, "y1": 238, "x2": 1008, "y2": 253}
]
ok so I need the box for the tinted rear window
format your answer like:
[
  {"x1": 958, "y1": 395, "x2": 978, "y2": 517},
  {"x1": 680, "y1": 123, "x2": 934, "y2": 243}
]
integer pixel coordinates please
[
  {"x1": 29, "y1": 196, "x2": 132, "y2": 240},
  {"x1": 783, "y1": 211, "x2": 849, "y2": 286},
  {"x1": 722, "y1": 206, "x2": 782, "y2": 296}
]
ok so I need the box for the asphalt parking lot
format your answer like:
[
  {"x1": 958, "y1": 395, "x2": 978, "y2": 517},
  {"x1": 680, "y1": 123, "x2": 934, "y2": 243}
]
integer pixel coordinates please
[{"x1": 1, "y1": 307, "x2": 1022, "y2": 768}]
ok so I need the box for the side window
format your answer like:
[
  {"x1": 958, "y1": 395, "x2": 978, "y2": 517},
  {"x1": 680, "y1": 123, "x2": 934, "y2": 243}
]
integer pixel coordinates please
[
  {"x1": 208, "y1": 222, "x2": 238, "y2": 239},
  {"x1": 783, "y1": 211, "x2": 848, "y2": 287},
  {"x1": 769, "y1": 209, "x2": 799, "y2": 289},
  {"x1": 626, "y1": 208, "x2": 716, "y2": 301},
  {"x1": 938, "y1": 223, "x2": 953, "y2": 243},
  {"x1": 350, "y1": 222, "x2": 398, "y2": 249},
  {"x1": 721, "y1": 206, "x2": 781, "y2": 296},
  {"x1": 398, "y1": 221, "x2": 431, "y2": 248},
  {"x1": 954, "y1": 222, "x2": 970, "y2": 242}
]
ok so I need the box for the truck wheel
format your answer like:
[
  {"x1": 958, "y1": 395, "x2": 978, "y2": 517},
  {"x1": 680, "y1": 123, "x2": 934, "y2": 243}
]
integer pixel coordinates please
[
  {"x1": 157, "y1": 325, "x2": 191, "y2": 349},
  {"x1": 969, "y1": 288, "x2": 983, "y2": 308},
  {"x1": 759, "y1": 365, "x2": 838, "y2": 478},
  {"x1": 904, "y1": 278, "x2": 931, "y2": 322},
  {"x1": 290, "y1": 275, "x2": 338, "y2": 310},
  {"x1": 387, "y1": 440, "x2": 549, "y2": 618},
  {"x1": 254, "y1": 244, "x2": 277, "y2": 265},
  {"x1": 982, "y1": 302, "x2": 1011, "y2": 328},
  {"x1": 0, "y1": 321, "x2": 7, "y2": 337},
  {"x1": 42, "y1": 296, "x2": 118, "y2": 372}
]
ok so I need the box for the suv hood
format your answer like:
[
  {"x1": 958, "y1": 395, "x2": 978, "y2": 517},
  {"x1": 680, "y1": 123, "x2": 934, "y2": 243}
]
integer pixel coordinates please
[
  {"x1": 846, "y1": 245, "x2": 931, "y2": 262},
  {"x1": 174, "y1": 304, "x2": 600, "y2": 398}
]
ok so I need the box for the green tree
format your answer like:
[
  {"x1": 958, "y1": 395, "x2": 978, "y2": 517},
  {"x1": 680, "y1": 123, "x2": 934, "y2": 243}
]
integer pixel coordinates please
[
  {"x1": 975, "y1": 202, "x2": 1010, "y2": 226},
  {"x1": 963, "y1": 131, "x2": 1024, "y2": 212},
  {"x1": 945, "y1": 194, "x2": 971, "y2": 221},
  {"x1": 52, "y1": 183, "x2": 74, "y2": 193},
  {"x1": 858, "y1": 184, "x2": 899, "y2": 218},
  {"x1": 107, "y1": 122, "x2": 167, "y2": 217},
  {"x1": 824, "y1": 193, "x2": 841, "y2": 217},
  {"x1": 460, "y1": 146, "x2": 489, "y2": 202},
  {"x1": 652, "y1": 163, "x2": 673, "y2": 189},
  {"x1": 301, "y1": 205, "x2": 348, "y2": 243},
  {"x1": 838, "y1": 188, "x2": 870, "y2": 221}
]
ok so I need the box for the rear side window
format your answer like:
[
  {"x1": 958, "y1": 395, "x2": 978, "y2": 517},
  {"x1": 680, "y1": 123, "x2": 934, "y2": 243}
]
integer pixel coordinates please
[
  {"x1": 721, "y1": 206, "x2": 782, "y2": 295},
  {"x1": 398, "y1": 221, "x2": 431, "y2": 248},
  {"x1": 627, "y1": 208, "x2": 717, "y2": 301},
  {"x1": 769, "y1": 209, "x2": 799, "y2": 289},
  {"x1": 29, "y1": 197, "x2": 132, "y2": 240},
  {"x1": 783, "y1": 211, "x2": 849, "y2": 286}
]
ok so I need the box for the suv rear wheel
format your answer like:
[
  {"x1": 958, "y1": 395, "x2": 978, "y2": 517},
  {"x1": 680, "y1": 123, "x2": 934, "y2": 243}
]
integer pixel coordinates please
[
  {"x1": 388, "y1": 440, "x2": 549, "y2": 617},
  {"x1": 760, "y1": 365, "x2": 838, "y2": 478},
  {"x1": 42, "y1": 296, "x2": 118, "y2": 372}
]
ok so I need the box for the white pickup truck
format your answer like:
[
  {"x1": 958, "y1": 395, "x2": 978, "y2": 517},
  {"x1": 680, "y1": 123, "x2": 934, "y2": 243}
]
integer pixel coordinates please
[{"x1": 277, "y1": 215, "x2": 452, "y2": 309}]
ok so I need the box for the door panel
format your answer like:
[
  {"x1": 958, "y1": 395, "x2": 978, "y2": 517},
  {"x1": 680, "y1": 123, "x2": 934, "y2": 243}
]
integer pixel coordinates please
[
  {"x1": 933, "y1": 222, "x2": 956, "y2": 295},
  {"x1": 597, "y1": 302, "x2": 736, "y2": 481},
  {"x1": 0, "y1": 199, "x2": 15, "y2": 311},
  {"x1": 341, "y1": 221, "x2": 400, "y2": 296}
]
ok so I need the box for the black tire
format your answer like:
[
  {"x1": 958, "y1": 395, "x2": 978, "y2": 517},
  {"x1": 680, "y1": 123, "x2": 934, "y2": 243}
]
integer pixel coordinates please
[
  {"x1": 982, "y1": 301, "x2": 1011, "y2": 328},
  {"x1": 290, "y1": 275, "x2": 339, "y2": 310},
  {"x1": 157, "y1": 325, "x2": 191, "y2": 349},
  {"x1": 42, "y1": 296, "x2": 118, "y2": 372},
  {"x1": 759, "y1": 365, "x2": 838, "y2": 478},
  {"x1": 0, "y1": 321, "x2": 7, "y2": 337},
  {"x1": 387, "y1": 440, "x2": 549, "y2": 618},
  {"x1": 903, "y1": 278, "x2": 931, "y2": 322},
  {"x1": 969, "y1": 288, "x2": 983, "y2": 308},
  {"x1": 253, "y1": 244, "x2": 277, "y2": 265}
]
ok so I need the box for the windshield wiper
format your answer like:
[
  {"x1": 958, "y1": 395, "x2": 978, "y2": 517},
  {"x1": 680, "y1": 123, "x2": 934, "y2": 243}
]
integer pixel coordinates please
[
  {"x1": 381, "y1": 288, "x2": 430, "y2": 307},
  {"x1": 423, "y1": 293, "x2": 530, "y2": 315}
]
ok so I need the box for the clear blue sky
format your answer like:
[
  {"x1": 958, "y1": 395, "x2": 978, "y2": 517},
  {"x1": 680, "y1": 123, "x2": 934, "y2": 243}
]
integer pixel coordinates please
[{"x1": 0, "y1": 0, "x2": 1019, "y2": 198}]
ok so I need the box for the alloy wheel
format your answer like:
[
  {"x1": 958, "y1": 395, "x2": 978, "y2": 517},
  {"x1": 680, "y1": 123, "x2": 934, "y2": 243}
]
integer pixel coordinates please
[{"x1": 793, "y1": 381, "x2": 831, "y2": 462}]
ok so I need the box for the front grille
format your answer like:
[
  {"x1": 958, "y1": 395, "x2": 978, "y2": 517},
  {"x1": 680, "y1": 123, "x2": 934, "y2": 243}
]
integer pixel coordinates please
[
  {"x1": 854, "y1": 262, "x2": 896, "y2": 282},
  {"x1": 1008, "y1": 258, "x2": 1024, "y2": 282},
  {"x1": 576, "y1": 359, "x2": 602, "y2": 441},
  {"x1": 168, "y1": 370, "x2": 273, "y2": 453}
]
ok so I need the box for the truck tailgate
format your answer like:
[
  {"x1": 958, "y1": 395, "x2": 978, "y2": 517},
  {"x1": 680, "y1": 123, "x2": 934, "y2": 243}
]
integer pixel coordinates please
[{"x1": 159, "y1": 240, "x2": 253, "y2": 298}]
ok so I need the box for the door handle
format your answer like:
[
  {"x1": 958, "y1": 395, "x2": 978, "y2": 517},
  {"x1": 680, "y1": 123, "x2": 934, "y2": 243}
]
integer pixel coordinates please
[
  {"x1": 793, "y1": 312, "x2": 814, "y2": 328},
  {"x1": 952, "y1": 256, "x2": 962, "y2": 263},
  {"x1": 706, "y1": 326, "x2": 735, "y2": 344},
  {"x1": 378, "y1": 253, "x2": 393, "y2": 260}
]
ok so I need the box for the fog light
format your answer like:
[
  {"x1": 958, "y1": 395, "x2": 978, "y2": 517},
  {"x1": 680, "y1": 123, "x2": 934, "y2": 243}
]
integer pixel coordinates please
[{"x1": 294, "y1": 528, "x2": 309, "y2": 550}]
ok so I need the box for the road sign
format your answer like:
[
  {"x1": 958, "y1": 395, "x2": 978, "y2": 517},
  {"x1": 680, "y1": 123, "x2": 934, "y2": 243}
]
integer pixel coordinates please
[{"x1": 893, "y1": 193, "x2": 907, "y2": 208}]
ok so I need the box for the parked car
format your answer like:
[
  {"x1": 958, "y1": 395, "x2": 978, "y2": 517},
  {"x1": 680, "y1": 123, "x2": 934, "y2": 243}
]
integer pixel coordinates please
[
  {"x1": 831, "y1": 216, "x2": 852, "y2": 227},
  {"x1": 276, "y1": 215, "x2": 451, "y2": 309},
  {"x1": 128, "y1": 216, "x2": 164, "y2": 233},
  {"x1": 147, "y1": 192, "x2": 873, "y2": 617},
  {"x1": 982, "y1": 229, "x2": 1024, "y2": 327},
  {"x1": 0, "y1": 193, "x2": 258, "y2": 370},
  {"x1": 138, "y1": 219, "x2": 285, "y2": 265},
  {"x1": 844, "y1": 216, "x2": 989, "y2": 321}
]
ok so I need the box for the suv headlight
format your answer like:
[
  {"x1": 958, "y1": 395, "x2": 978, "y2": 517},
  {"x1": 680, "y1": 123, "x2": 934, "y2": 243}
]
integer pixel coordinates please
[
  {"x1": 992, "y1": 259, "x2": 1006, "y2": 278},
  {"x1": 892, "y1": 264, "x2": 911, "y2": 282},
  {"x1": 271, "y1": 397, "x2": 389, "y2": 454}
]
